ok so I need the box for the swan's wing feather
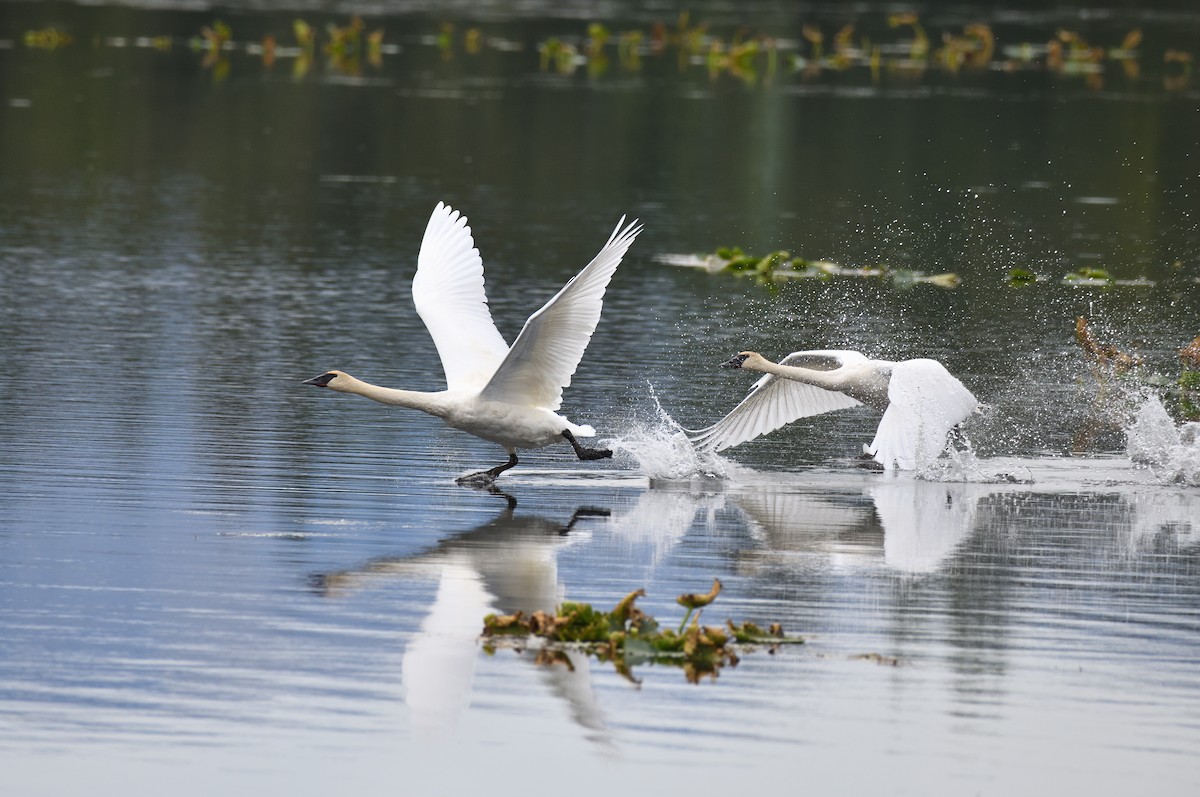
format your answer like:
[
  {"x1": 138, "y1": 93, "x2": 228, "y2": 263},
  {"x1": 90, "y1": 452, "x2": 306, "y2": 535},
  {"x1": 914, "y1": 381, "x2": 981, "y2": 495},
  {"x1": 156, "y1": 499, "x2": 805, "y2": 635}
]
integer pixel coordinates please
[
  {"x1": 411, "y1": 202, "x2": 511, "y2": 392},
  {"x1": 688, "y1": 371, "x2": 862, "y2": 452},
  {"x1": 869, "y1": 359, "x2": 978, "y2": 470},
  {"x1": 480, "y1": 217, "x2": 642, "y2": 410}
]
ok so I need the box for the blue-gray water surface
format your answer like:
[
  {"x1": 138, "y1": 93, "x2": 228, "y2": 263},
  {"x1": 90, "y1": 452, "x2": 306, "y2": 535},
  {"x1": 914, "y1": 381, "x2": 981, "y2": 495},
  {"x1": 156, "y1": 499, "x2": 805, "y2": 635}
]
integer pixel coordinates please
[{"x1": 2, "y1": 2, "x2": 1199, "y2": 795}]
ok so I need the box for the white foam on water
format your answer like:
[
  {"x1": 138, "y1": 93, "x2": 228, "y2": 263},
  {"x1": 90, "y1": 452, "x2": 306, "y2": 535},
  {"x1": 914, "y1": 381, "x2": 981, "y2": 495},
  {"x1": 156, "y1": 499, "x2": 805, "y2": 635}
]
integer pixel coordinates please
[
  {"x1": 1126, "y1": 396, "x2": 1200, "y2": 487},
  {"x1": 608, "y1": 418, "x2": 745, "y2": 483},
  {"x1": 604, "y1": 384, "x2": 751, "y2": 483}
]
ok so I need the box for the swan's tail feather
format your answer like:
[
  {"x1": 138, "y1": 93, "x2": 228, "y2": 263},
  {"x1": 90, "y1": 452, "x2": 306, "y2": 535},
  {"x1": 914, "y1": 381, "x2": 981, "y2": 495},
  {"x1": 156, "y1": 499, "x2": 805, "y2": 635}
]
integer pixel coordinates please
[{"x1": 569, "y1": 423, "x2": 597, "y2": 438}]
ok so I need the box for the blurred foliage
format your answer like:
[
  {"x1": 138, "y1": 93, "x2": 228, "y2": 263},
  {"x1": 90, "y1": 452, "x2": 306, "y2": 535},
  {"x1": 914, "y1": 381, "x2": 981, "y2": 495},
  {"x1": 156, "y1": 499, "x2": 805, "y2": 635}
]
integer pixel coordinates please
[{"x1": 9, "y1": 9, "x2": 1196, "y2": 92}]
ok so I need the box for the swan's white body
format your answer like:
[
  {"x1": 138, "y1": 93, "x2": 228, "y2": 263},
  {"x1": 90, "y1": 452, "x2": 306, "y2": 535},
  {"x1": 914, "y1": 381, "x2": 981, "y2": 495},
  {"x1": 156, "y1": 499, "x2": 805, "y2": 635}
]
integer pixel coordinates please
[
  {"x1": 306, "y1": 202, "x2": 641, "y2": 481},
  {"x1": 689, "y1": 350, "x2": 978, "y2": 470}
]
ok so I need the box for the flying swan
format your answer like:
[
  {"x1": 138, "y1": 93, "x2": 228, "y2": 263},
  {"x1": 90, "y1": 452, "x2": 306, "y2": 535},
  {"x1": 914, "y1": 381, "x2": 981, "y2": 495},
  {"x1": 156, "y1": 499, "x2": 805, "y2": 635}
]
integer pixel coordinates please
[
  {"x1": 304, "y1": 202, "x2": 642, "y2": 485},
  {"x1": 688, "y1": 351, "x2": 978, "y2": 470}
]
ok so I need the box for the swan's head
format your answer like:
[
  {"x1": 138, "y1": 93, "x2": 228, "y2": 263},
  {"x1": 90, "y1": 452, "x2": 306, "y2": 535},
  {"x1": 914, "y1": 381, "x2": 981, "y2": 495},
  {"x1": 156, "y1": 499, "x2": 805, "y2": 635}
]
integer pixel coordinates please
[
  {"x1": 721, "y1": 351, "x2": 762, "y2": 370},
  {"x1": 303, "y1": 370, "x2": 353, "y2": 392}
]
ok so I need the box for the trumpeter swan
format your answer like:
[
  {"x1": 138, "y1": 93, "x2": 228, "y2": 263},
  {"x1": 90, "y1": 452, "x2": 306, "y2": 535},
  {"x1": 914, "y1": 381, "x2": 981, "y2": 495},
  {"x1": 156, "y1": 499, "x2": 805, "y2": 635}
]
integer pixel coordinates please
[
  {"x1": 688, "y1": 350, "x2": 978, "y2": 470},
  {"x1": 304, "y1": 202, "x2": 642, "y2": 485}
]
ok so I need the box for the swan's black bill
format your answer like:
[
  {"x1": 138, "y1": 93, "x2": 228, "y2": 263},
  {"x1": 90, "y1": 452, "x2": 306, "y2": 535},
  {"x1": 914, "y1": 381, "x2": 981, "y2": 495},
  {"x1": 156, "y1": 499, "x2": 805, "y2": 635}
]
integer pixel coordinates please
[
  {"x1": 721, "y1": 354, "x2": 749, "y2": 369},
  {"x1": 303, "y1": 373, "x2": 336, "y2": 387}
]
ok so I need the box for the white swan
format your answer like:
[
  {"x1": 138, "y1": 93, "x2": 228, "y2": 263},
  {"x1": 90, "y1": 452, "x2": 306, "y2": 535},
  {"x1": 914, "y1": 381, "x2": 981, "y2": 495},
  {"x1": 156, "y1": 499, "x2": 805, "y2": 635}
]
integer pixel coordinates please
[
  {"x1": 304, "y1": 202, "x2": 642, "y2": 484},
  {"x1": 688, "y1": 350, "x2": 978, "y2": 470}
]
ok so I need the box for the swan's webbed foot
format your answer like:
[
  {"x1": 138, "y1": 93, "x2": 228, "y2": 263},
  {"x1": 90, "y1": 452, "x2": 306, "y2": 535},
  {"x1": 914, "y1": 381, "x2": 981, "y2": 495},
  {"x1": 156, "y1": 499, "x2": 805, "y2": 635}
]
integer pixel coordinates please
[
  {"x1": 562, "y1": 430, "x2": 612, "y2": 461},
  {"x1": 456, "y1": 451, "x2": 519, "y2": 486},
  {"x1": 456, "y1": 471, "x2": 497, "y2": 487}
]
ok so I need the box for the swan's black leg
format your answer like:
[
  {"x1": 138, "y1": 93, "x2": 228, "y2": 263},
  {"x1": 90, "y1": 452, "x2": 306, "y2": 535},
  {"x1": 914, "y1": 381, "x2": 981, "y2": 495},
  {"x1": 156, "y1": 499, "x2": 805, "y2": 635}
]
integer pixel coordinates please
[
  {"x1": 562, "y1": 430, "x2": 612, "y2": 461},
  {"x1": 456, "y1": 451, "x2": 519, "y2": 486}
]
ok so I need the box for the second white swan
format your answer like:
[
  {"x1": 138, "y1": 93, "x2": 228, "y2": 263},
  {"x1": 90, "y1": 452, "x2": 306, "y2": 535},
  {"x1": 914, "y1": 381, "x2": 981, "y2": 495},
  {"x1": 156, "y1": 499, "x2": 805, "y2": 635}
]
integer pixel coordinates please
[{"x1": 688, "y1": 350, "x2": 978, "y2": 470}]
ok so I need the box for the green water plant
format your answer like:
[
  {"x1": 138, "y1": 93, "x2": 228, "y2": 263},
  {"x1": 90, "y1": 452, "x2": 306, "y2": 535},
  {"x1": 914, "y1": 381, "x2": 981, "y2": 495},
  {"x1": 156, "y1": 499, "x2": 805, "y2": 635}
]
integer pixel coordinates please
[
  {"x1": 481, "y1": 583, "x2": 804, "y2": 684},
  {"x1": 1063, "y1": 266, "x2": 1113, "y2": 284},
  {"x1": 657, "y1": 247, "x2": 957, "y2": 288},
  {"x1": 191, "y1": 20, "x2": 231, "y2": 77},
  {"x1": 193, "y1": 20, "x2": 230, "y2": 55},
  {"x1": 538, "y1": 37, "x2": 581, "y2": 74},
  {"x1": 23, "y1": 27, "x2": 73, "y2": 50},
  {"x1": 1008, "y1": 267, "x2": 1039, "y2": 286},
  {"x1": 1180, "y1": 335, "x2": 1200, "y2": 420}
]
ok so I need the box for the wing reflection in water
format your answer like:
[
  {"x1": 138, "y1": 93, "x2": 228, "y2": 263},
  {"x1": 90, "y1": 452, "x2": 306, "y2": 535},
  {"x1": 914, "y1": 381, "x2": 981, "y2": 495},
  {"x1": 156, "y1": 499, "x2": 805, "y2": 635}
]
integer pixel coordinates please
[
  {"x1": 311, "y1": 497, "x2": 612, "y2": 745},
  {"x1": 731, "y1": 480, "x2": 993, "y2": 575},
  {"x1": 728, "y1": 471, "x2": 1200, "y2": 575}
]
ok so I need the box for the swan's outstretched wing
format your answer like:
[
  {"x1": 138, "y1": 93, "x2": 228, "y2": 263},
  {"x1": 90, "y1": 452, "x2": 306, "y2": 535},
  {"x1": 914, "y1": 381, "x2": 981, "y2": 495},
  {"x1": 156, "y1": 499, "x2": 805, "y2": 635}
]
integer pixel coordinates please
[
  {"x1": 688, "y1": 350, "x2": 864, "y2": 452},
  {"x1": 412, "y1": 202, "x2": 512, "y2": 392},
  {"x1": 868, "y1": 359, "x2": 977, "y2": 470},
  {"x1": 480, "y1": 216, "x2": 642, "y2": 410}
]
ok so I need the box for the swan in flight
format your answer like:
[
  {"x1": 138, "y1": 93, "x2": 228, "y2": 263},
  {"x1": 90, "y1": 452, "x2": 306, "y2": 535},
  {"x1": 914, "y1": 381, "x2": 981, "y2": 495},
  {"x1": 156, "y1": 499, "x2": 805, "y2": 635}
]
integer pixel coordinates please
[
  {"x1": 304, "y1": 202, "x2": 642, "y2": 485},
  {"x1": 688, "y1": 351, "x2": 978, "y2": 470}
]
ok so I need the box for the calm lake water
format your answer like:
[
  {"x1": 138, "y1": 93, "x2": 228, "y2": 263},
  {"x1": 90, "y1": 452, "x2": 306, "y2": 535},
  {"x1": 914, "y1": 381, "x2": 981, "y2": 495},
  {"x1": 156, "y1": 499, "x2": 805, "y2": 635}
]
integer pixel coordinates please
[{"x1": 2, "y1": 2, "x2": 1200, "y2": 795}]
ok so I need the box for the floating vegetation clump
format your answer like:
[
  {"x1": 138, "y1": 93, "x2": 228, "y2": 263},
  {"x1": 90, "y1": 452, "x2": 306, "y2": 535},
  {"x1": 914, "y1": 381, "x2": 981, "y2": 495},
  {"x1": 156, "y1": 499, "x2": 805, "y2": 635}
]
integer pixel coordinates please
[
  {"x1": 481, "y1": 580, "x2": 804, "y2": 684},
  {"x1": 1008, "y1": 267, "x2": 1040, "y2": 286},
  {"x1": 23, "y1": 27, "x2": 72, "y2": 50},
  {"x1": 323, "y1": 16, "x2": 385, "y2": 73},
  {"x1": 655, "y1": 248, "x2": 958, "y2": 289},
  {"x1": 659, "y1": 250, "x2": 1172, "y2": 290},
  {"x1": 1062, "y1": 267, "x2": 1156, "y2": 287}
]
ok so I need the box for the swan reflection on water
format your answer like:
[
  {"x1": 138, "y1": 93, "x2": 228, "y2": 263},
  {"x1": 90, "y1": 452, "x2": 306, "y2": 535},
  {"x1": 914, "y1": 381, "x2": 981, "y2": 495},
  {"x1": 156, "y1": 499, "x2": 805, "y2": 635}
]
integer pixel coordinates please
[
  {"x1": 308, "y1": 464, "x2": 1199, "y2": 742},
  {"x1": 312, "y1": 497, "x2": 613, "y2": 745},
  {"x1": 728, "y1": 479, "x2": 988, "y2": 574}
]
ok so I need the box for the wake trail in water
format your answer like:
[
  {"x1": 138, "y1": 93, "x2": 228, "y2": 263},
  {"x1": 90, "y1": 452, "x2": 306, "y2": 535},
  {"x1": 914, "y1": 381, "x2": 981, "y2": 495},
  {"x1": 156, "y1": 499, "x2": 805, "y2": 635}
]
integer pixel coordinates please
[{"x1": 603, "y1": 384, "x2": 1199, "y2": 489}]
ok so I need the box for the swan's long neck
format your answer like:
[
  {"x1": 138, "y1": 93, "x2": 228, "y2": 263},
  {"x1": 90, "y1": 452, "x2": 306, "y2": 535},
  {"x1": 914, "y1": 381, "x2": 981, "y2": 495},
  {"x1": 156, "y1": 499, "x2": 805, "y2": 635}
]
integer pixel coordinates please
[
  {"x1": 754, "y1": 360, "x2": 845, "y2": 392},
  {"x1": 335, "y1": 374, "x2": 451, "y2": 417},
  {"x1": 748, "y1": 357, "x2": 891, "y2": 410}
]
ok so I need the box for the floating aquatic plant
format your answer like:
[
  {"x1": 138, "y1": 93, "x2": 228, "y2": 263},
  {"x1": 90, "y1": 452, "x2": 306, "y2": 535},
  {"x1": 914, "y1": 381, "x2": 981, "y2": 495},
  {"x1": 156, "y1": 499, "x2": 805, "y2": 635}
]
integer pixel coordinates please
[
  {"x1": 618, "y1": 29, "x2": 644, "y2": 69},
  {"x1": 1061, "y1": 268, "x2": 1155, "y2": 287},
  {"x1": 193, "y1": 20, "x2": 230, "y2": 55},
  {"x1": 890, "y1": 269, "x2": 961, "y2": 289},
  {"x1": 23, "y1": 27, "x2": 73, "y2": 50},
  {"x1": 18, "y1": 9, "x2": 1195, "y2": 92},
  {"x1": 464, "y1": 27, "x2": 483, "y2": 55},
  {"x1": 888, "y1": 13, "x2": 929, "y2": 59},
  {"x1": 1063, "y1": 267, "x2": 1112, "y2": 284},
  {"x1": 1008, "y1": 267, "x2": 1039, "y2": 286},
  {"x1": 190, "y1": 20, "x2": 231, "y2": 76},
  {"x1": 538, "y1": 37, "x2": 582, "y2": 74},
  {"x1": 481, "y1": 583, "x2": 804, "y2": 684},
  {"x1": 655, "y1": 247, "x2": 957, "y2": 288}
]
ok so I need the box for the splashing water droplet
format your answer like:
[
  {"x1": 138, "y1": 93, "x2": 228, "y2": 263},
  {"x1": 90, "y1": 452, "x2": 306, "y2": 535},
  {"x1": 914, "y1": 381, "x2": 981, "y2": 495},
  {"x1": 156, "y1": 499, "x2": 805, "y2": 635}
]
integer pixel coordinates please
[
  {"x1": 1126, "y1": 397, "x2": 1200, "y2": 486},
  {"x1": 604, "y1": 383, "x2": 748, "y2": 482}
]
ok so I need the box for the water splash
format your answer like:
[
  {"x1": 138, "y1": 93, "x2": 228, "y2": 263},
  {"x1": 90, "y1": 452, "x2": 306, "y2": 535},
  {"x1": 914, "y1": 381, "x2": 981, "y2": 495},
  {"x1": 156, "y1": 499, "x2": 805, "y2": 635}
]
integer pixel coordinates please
[
  {"x1": 606, "y1": 383, "x2": 747, "y2": 482},
  {"x1": 1126, "y1": 396, "x2": 1200, "y2": 487},
  {"x1": 917, "y1": 428, "x2": 1037, "y2": 484}
]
